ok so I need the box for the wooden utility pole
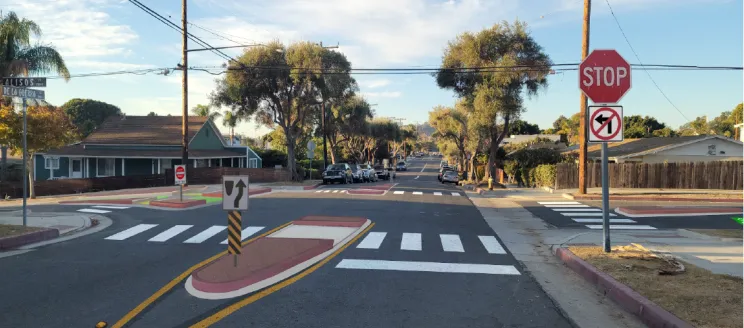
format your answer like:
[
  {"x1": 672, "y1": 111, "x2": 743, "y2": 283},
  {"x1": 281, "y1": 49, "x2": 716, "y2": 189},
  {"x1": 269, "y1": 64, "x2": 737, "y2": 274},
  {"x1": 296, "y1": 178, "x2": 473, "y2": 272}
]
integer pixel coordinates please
[
  {"x1": 578, "y1": 0, "x2": 591, "y2": 194},
  {"x1": 181, "y1": 0, "x2": 189, "y2": 172}
]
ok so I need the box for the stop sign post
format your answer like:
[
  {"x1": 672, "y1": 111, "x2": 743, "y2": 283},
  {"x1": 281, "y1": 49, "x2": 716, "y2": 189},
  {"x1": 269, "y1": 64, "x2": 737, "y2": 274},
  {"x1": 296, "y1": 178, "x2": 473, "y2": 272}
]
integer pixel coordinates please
[
  {"x1": 174, "y1": 164, "x2": 186, "y2": 202},
  {"x1": 578, "y1": 49, "x2": 632, "y2": 253}
]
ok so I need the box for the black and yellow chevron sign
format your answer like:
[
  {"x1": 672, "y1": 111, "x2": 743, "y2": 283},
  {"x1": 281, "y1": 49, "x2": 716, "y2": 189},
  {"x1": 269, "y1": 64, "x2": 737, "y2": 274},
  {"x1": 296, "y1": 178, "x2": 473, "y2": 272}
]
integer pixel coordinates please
[{"x1": 227, "y1": 210, "x2": 242, "y2": 255}]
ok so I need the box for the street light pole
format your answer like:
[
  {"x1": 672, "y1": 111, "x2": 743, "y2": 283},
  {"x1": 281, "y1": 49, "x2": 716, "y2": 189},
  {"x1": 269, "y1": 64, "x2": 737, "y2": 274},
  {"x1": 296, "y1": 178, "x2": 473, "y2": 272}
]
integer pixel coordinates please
[{"x1": 181, "y1": 0, "x2": 189, "y2": 172}]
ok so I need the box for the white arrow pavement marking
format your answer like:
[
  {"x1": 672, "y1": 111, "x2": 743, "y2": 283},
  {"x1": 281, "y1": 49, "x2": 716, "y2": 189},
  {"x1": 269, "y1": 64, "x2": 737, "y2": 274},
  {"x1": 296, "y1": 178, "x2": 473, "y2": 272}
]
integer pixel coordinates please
[
  {"x1": 335, "y1": 259, "x2": 521, "y2": 275},
  {"x1": 221, "y1": 226, "x2": 265, "y2": 244},
  {"x1": 105, "y1": 224, "x2": 158, "y2": 240},
  {"x1": 148, "y1": 225, "x2": 194, "y2": 242},
  {"x1": 183, "y1": 225, "x2": 226, "y2": 243},
  {"x1": 401, "y1": 233, "x2": 422, "y2": 251}
]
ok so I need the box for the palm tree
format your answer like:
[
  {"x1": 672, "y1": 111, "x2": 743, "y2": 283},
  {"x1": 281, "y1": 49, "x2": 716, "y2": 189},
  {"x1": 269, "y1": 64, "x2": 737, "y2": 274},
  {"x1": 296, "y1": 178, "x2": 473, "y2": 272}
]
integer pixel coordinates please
[
  {"x1": 222, "y1": 110, "x2": 241, "y2": 145},
  {"x1": 191, "y1": 104, "x2": 221, "y2": 121},
  {"x1": 0, "y1": 12, "x2": 70, "y2": 80}
]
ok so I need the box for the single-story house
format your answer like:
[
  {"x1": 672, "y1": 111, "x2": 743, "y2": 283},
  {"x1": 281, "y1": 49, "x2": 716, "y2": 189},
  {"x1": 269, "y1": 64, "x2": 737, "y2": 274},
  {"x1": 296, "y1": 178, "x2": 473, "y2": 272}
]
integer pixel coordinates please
[
  {"x1": 563, "y1": 135, "x2": 742, "y2": 163},
  {"x1": 34, "y1": 115, "x2": 263, "y2": 181}
]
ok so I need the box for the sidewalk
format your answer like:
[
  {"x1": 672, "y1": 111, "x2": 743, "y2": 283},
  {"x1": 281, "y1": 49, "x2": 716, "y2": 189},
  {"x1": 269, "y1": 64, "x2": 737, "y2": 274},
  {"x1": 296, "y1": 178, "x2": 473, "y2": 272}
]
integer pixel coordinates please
[
  {"x1": 558, "y1": 187, "x2": 742, "y2": 203},
  {"x1": 0, "y1": 210, "x2": 97, "y2": 250}
]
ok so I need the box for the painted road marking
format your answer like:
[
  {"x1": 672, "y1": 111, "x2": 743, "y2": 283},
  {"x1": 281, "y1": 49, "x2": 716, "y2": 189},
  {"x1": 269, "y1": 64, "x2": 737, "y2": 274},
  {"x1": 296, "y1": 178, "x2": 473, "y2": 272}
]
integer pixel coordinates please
[
  {"x1": 335, "y1": 259, "x2": 521, "y2": 275},
  {"x1": 315, "y1": 190, "x2": 322, "y2": 193},
  {"x1": 393, "y1": 191, "x2": 405, "y2": 195},
  {"x1": 105, "y1": 224, "x2": 158, "y2": 241},
  {"x1": 551, "y1": 208, "x2": 601, "y2": 212},
  {"x1": 420, "y1": 163, "x2": 427, "y2": 172},
  {"x1": 183, "y1": 225, "x2": 226, "y2": 244},
  {"x1": 478, "y1": 236, "x2": 506, "y2": 254},
  {"x1": 433, "y1": 192, "x2": 442, "y2": 196},
  {"x1": 412, "y1": 191, "x2": 423, "y2": 195},
  {"x1": 538, "y1": 201, "x2": 581, "y2": 205},
  {"x1": 414, "y1": 176, "x2": 420, "y2": 179},
  {"x1": 451, "y1": 192, "x2": 461, "y2": 196},
  {"x1": 586, "y1": 225, "x2": 656, "y2": 230},
  {"x1": 572, "y1": 218, "x2": 636, "y2": 223},
  {"x1": 439, "y1": 234, "x2": 464, "y2": 252},
  {"x1": 220, "y1": 226, "x2": 265, "y2": 244},
  {"x1": 148, "y1": 225, "x2": 194, "y2": 242},
  {"x1": 401, "y1": 233, "x2": 422, "y2": 251},
  {"x1": 561, "y1": 212, "x2": 617, "y2": 217},
  {"x1": 92, "y1": 205, "x2": 131, "y2": 210},
  {"x1": 323, "y1": 190, "x2": 331, "y2": 193},
  {"x1": 544, "y1": 204, "x2": 590, "y2": 208},
  {"x1": 332, "y1": 190, "x2": 340, "y2": 193},
  {"x1": 78, "y1": 208, "x2": 111, "y2": 214},
  {"x1": 356, "y1": 232, "x2": 387, "y2": 249}
]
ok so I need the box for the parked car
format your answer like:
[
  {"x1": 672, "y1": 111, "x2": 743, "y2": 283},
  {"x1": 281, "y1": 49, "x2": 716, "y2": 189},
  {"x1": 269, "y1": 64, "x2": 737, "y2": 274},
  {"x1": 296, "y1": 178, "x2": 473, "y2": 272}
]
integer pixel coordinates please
[
  {"x1": 360, "y1": 164, "x2": 377, "y2": 182},
  {"x1": 441, "y1": 170, "x2": 459, "y2": 184},
  {"x1": 438, "y1": 166, "x2": 453, "y2": 181},
  {"x1": 323, "y1": 163, "x2": 353, "y2": 184},
  {"x1": 396, "y1": 161, "x2": 407, "y2": 171},
  {"x1": 374, "y1": 164, "x2": 391, "y2": 180},
  {"x1": 350, "y1": 164, "x2": 365, "y2": 183},
  {"x1": 440, "y1": 160, "x2": 448, "y2": 168}
]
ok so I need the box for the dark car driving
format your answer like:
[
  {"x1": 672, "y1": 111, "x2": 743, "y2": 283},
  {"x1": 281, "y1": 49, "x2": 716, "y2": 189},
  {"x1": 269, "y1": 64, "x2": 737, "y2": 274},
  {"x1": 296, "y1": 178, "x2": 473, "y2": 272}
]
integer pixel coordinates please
[
  {"x1": 396, "y1": 161, "x2": 407, "y2": 171},
  {"x1": 323, "y1": 163, "x2": 352, "y2": 184}
]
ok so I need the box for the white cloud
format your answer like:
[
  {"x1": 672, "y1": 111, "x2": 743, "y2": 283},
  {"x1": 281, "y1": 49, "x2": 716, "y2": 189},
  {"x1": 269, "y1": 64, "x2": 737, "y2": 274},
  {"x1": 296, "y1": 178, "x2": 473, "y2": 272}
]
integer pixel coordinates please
[{"x1": 361, "y1": 91, "x2": 402, "y2": 99}]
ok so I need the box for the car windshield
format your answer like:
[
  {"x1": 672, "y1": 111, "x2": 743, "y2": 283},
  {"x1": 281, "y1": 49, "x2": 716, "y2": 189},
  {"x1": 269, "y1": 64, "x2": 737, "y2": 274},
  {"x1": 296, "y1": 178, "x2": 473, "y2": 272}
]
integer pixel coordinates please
[
  {"x1": 444, "y1": 171, "x2": 457, "y2": 176},
  {"x1": 374, "y1": 165, "x2": 383, "y2": 170},
  {"x1": 397, "y1": 162, "x2": 405, "y2": 165},
  {"x1": 350, "y1": 166, "x2": 358, "y2": 172},
  {"x1": 327, "y1": 164, "x2": 346, "y2": 170}
]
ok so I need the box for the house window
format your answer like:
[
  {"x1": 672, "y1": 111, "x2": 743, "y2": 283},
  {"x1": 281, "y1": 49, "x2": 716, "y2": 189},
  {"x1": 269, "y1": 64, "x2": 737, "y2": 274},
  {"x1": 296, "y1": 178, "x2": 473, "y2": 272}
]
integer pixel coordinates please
[
  {"x1": 249, "y1": 158, "x2": 258, "y2": 168},
  {"x1": 196, "y1": 159, "x2": 209, "y2": 168},
  {"x1": 97, "y1": 158, "x2": 115, "y2": 176},
  {"x1": 44, "y1": 157, "x2": 60, "y2": 169}
]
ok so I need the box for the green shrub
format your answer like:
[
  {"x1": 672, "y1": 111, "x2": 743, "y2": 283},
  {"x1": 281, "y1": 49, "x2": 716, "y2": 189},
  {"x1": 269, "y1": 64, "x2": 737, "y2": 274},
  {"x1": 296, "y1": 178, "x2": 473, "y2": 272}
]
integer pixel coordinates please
[{"x1": 533, "y1": 164, "x2": 557, "y2": 188}]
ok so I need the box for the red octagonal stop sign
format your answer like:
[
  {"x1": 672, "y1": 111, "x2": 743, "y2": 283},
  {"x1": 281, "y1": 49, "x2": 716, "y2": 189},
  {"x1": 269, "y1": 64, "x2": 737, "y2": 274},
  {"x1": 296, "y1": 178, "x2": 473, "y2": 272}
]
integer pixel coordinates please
[{"x1": 579, "y1": 49, "x2": 632, "y2": 104}]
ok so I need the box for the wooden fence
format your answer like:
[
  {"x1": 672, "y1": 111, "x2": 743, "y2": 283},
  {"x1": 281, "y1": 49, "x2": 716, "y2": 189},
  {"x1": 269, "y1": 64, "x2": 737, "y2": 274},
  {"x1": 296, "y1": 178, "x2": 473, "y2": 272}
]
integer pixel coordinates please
[
  {"x1": 0, "y1": 167, "x2": 292, "y2": 199},
  {"x1": 555, "y1": 161, "x2": 743, "y2": 190}
]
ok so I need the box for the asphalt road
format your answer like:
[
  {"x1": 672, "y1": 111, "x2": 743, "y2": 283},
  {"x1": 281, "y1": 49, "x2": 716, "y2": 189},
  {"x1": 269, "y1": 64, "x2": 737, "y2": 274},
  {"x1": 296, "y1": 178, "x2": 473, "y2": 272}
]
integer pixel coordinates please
[
  {"x1": 518, "y1": 198, "x2": 742, "y2": 230},
  {"x1": 0, "y1": 158, "x2": 572, "y2": 328}
]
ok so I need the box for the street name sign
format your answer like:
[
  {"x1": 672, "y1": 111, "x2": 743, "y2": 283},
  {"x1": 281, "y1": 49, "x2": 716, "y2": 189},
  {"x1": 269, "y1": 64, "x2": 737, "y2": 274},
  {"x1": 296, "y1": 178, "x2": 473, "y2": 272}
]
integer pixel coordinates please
[
  {"x1": 579, "y1": 49, "x2": 632, "y2": 104},
  {"x1": 2, "y1": 77, "x2": 46, "y2": 88},
  {"x1": 0, "y1": 86, "x2": 45, "y2": 100},
  {"x1": 174, "y1": 165, "x2": 187, "y2": 185},
  {"x1": 589, "y1": 106, "x2": 624, "y2": 143},
  {"x1": 223, "y1": 175, "x2": 249, "y2": 211}
]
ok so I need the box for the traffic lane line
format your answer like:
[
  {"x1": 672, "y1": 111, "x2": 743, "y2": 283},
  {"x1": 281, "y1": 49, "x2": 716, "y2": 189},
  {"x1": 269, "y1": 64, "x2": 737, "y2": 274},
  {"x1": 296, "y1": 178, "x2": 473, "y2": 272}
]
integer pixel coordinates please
[
  {"x1": 188, "y1": 223, "x2": 375, "y2": 328},
  {"x1": 110, "y1": 222, "x2": 292, "y2": 328}
]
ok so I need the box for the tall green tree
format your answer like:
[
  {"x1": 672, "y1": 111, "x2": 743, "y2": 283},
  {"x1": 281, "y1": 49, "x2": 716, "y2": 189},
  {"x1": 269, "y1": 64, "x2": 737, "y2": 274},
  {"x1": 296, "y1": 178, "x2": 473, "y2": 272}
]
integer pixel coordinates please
[
  {"x1": 327, "y1": 95, "x2": 373, "y2": 163},
  {"x1": 211, "y1": 41, "x2": 353, "y2": 180},
  {"x1": 61, "y1": 98, "x2": 122, "y2": 138},
  {"x1": 435, "y1": 20, "x2": 552, "y2": 179},
  {"x1": 222, "y1": 110, "x2": 242, "y2": 144},
  {"x1": 191, "y1": 104, "x2": 221, "y2": 121},
  {"x1": 509, "y1": 119, "x2": 540, "y2": 135},
  {"x1": 623, "y1": 115, "x2": 667, "y2": 138},
  {"x1": 0, "y1": 12, "x2": 70, "y2": 80},
  {"x1": 429, "y1": 101, "x2": 468, "y2": 169}
]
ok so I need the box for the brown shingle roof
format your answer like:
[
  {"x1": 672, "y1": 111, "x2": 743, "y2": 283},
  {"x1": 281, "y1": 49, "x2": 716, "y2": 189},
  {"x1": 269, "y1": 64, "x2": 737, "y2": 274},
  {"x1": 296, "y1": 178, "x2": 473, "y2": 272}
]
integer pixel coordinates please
[
  {"x1": 83, "y1": 115, "x2": 209, "y2": 145},
  {"x1": 45, "y1": 144, "x2": 245, "y2": 158},
  {"x1": 563, "y1": 136, "x2": 739, "y2": 158}
]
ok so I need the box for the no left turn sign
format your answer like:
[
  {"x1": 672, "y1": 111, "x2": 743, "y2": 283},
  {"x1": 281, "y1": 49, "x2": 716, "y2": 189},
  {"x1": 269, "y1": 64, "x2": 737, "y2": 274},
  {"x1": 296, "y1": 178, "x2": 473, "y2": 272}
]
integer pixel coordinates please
[{"x1": 588, "y1": 105, "x2": 624, "y2": 143}]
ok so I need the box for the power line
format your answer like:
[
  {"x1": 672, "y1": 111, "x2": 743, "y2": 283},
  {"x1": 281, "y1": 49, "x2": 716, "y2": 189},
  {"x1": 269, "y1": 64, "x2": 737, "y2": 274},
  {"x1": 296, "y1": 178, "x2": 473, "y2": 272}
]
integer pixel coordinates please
[
  {"x1": 187, "y1": 22, "x2": 254, "y2": 46},
  {"x1": 604, "y1": 0, "x2": 690, "y2": 122}
]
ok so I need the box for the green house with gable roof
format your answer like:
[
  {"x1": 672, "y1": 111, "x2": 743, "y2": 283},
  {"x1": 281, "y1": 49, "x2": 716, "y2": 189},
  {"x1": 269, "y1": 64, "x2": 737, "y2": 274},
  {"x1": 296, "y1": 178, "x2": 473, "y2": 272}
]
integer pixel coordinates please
[{"x1": 33, "y1": 115, "x2": 262, "y2": 181}]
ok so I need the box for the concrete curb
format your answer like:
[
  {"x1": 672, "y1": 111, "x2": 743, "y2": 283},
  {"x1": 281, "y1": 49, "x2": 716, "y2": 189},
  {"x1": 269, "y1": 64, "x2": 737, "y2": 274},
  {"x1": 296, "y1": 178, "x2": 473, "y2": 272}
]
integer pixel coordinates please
[
  {"x1": 347, "y1": 189, "x2": 385, "y2": 195},
  {"x1": 615, "y1": 207, "x2": 742, "y2": 218},
  {"x1": 150, "y1": 199, "x2": 207, "y2": 209},
  {"x1": 302, "y1": 183, "x2": 323, "y2": 190},
  {"x1": 554, "y1": 247, "x2": 694, "y2": 328},
  {"x1": 564, "y1": 193, "x2": 742, "y2": 203},
  {"x1": 677, "y1": 228, "x2": 743, "y2": 242},
  {"x1": 0, "y1": 228, "x2": 59, "y2": 250}
]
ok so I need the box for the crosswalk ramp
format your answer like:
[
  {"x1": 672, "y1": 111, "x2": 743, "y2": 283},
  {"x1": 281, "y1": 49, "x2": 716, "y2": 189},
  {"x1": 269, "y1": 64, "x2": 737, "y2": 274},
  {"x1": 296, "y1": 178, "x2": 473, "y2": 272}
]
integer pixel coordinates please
[
  {"x1": 354, "y1": 231, "x2": 507, "y2": 254},
  {"x1": 537, "y1": 201, "x2": 656, "y2": 230},
  {"x1": 103, "y1": 224, "x2": 266, "y2": 244}
]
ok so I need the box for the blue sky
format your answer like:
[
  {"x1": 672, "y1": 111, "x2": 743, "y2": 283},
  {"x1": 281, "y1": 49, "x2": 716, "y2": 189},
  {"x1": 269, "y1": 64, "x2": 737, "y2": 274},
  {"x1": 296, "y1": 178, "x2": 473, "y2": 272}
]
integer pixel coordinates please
[{"x1": 8, "y1": 0, "x2": 742, "y2": 138}]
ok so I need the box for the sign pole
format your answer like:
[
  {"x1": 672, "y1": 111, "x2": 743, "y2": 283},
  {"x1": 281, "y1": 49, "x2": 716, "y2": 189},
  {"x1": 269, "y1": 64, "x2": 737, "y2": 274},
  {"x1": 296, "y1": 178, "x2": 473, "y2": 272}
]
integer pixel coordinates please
[
  {"x1": 21, "y1": 98, "x2": 27, "y2": 226},
  {"x1": 179, "y1": 184, "x2": 183, "y2": 202},
  {"x1": 601, "y1": 141, "x2": 610, "y2": 253}
]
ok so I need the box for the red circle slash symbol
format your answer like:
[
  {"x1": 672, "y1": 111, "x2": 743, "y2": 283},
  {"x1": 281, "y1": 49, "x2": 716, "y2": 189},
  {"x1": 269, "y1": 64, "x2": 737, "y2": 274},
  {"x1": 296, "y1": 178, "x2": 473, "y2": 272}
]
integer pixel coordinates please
[{"x1": 590, "y1": 107, "x2": 621, "y2": 141}]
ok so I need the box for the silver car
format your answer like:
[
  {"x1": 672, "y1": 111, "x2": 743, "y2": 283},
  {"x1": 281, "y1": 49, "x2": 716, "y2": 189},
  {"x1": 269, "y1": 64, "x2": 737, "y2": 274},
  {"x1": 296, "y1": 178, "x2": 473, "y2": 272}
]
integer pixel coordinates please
[
  {"x1": 441, "y1": 170, "x2": 459, "y2": 184},
  {"x1": 360, "y1": 164, "x2": 378, "y2": 182}
]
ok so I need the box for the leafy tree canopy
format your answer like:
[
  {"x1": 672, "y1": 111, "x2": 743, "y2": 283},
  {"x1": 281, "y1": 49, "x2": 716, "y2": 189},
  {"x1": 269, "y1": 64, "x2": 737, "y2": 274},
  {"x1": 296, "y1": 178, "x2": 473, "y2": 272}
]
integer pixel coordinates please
[{"x1": 60, "y1": 98, "x2": 121, "y2": 138}]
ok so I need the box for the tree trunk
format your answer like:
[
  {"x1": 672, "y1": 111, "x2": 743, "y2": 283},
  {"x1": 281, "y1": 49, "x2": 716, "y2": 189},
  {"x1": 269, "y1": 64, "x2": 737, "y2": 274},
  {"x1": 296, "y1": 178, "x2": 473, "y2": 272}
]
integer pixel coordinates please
[
  {"x1": 284, "y1": 129, "x2": 300, "y2": 181},
  {"x1": 468, "y1": 155, "x2": 476, "y2": 181},
  {"x1": 329, "y1": 149, "x2": 337, "y2": 164},
  {"x1": 230, "y1": 128, "x2": 234, "y2": 145}
]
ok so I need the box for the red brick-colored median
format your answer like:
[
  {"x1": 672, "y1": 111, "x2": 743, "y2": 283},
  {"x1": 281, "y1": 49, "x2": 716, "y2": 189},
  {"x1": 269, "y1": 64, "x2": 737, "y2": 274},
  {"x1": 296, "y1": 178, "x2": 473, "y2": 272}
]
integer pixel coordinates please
[
  {"x1": 293, "y1": 215, "x2": 367, "y2": 227},
  {"x1": 149, "y1": 199, "x2": 206, "y2": 209},
  {"x1": 201, "y1": 187, "x2": 271, "y2": 198},
  {"x1": 555, "y1": 247, "x2": 694, "y2": 328}
]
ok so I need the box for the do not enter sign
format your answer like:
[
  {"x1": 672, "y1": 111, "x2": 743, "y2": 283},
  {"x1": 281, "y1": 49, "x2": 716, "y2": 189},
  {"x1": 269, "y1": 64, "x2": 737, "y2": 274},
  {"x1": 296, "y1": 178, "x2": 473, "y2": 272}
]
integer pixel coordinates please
[
  {"x1": 174, "y1": 165, "x2": 187, "y2": 185},
  {"x1": 579, "y1": 49, "x2": 632, "y2": 104},
  {"x1": 588, "y1": 106, "x2": 624, "y2": 143}
]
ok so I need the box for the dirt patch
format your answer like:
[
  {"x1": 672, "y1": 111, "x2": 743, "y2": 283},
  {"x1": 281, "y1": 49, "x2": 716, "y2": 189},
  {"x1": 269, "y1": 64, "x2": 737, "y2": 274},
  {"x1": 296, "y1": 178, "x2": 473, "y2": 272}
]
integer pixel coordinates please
[
  {"x1": 569, "y1": 245, "x2": 742, "y2": 328},
  {"x1": 689, "y1": 229, "x2": 743, "y2": 239},
  {"x1": 0, "y1": 224, "x2": 43, "y2": 238}
]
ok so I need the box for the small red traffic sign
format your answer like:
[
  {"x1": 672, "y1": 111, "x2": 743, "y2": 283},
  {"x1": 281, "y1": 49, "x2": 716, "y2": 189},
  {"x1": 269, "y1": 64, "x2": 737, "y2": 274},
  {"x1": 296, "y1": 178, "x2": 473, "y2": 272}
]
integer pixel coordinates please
[
  {"x1": 579, "y1": 49, "x2": 632, "y2": 104},
  {"x1": 588, "y1": 106, "x2": 624, "y2": 143},
  {"x1": 174, "y1": 165, "x2": 186, "y2": 185}
]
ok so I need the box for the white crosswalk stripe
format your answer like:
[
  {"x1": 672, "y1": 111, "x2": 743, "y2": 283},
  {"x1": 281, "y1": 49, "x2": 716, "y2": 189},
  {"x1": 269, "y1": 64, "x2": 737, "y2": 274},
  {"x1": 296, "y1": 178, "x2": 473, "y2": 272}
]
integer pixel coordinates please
[
  {"x1": 439, "y1": 234, "x2": 464, "y2": 252},
  {"x1": 401, "y1": 233, "x2": 422, "y2": 251},
  {"x1": 537, "y1": 200, "x2": 657, "y2": 230},
  {"x1": 561, "y1": 212, "x2": 617, "y2": 217},
  {"x1": 551, "y1": 208, "x2": 600, "y2": 212},
  {"x1": 543, "y1": 204, "x2": 590, "y2": 208},
  {"x1": 478, "y1": 236, "x2": 506, "y2": 254},
  {"x1": 412, "y1": 191, "x2": 423, "y2": 195},
  {"x1": 220, "y1": 226, "x2": 265, "y2": 244},
  {"x1": 538, "y1": 201, "x2": 581, "y2": 205},
  {"x1": 356, "y1": 232, "x2": 387, "y2": 249},
  {"x1": 393, "y1": 191, "x2": 405, "y2": 195},
  {"x1": 451, "y1": 192, "x2": 461, "y2": 196},
  {"x1": 92, "y1": 205, "x2": 131, "y2": 210},
  {"x1": 183, "y1": 225, "x2": 226, "y2": 243},
  {"x1": 102, "y1": 224, "x2": 279, "y2": 244},
  {"x1": 105, "y1": 224, "x2": 158, "y2": 240},
  {"x1": 78, "y1": 208, "x2": 111, "y2": 214},
  {"x1": 354, "y1": 232, "x2": 507, "y2": 254},
  {"x1": 148, "y1": 225, "x2": 193, "y2": 242},
  {"x1": 433, "y1": 192, "x2": 442, "y2": 196},
  {"x1": 586, "y1": 225, "x2": 656, "y2": 230},
  {"x1": 572, "y1": 218, "x2": 635, "y2": 223}
]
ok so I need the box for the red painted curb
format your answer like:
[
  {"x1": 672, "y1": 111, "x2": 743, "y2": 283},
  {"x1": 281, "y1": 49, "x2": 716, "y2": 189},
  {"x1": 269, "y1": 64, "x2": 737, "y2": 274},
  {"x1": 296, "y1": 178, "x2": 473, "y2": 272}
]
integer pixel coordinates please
[
  {"x1": 302, "y1": 183, "x2": 323, "y2": 190},
  {"x1": 59, "y1": 199, "x2": 134, "y2": 205},
  {"x1": 573, "y1": 195, "x2": 742, "y2": 203},
  {"x1": 0, "y1": 228, "x2": 59, "y2": 250},
  {"x1": 555, "y1": 247, "x2": 694, "y2": 328},
  {"x1": 347, "y1": 189, "x2": 385, "y2": 195},
  {"x1": 293, "y1": 216, "x2": 366, "y2": 227},
  {"x1": 149, "y1": 199, "x2": 207, "y2": 209},
  {"x1": 617, "y1": 206, "x2": 742, "y2": 215}
]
